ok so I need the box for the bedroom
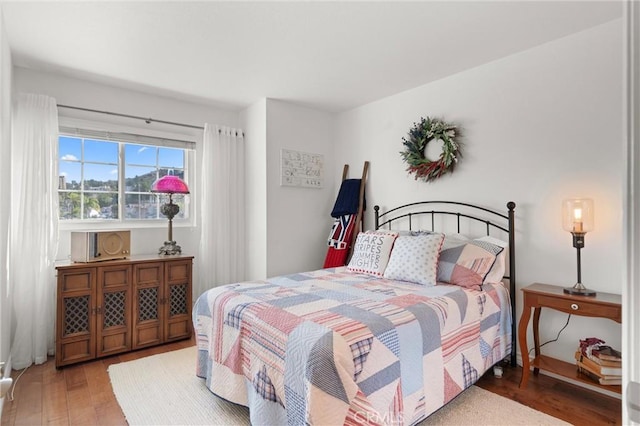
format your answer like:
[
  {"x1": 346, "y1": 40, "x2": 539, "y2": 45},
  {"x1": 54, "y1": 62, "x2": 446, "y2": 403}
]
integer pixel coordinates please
[{"x1": 0, "y1": 1, "x2": 637, "y2": 425}]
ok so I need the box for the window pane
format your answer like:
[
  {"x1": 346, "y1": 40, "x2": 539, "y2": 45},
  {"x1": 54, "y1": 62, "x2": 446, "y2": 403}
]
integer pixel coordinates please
[
  {"x1": 59, "y1": 136, "x2": 81, "y2": 162},
  {"x1": 59, "y1": 192, "x2": 81, "y2": 220},
  {"x1": 157, "y1": 194, "x2": 187, "y2": 220},
  {"x1": 83, "y1": 163, "x2": 118, "y2": 191},
  {"x1": 84, "y1": 139, "x2": 118, "y2": 163},
  {"x1": 174, "y1": 199, "x2": 187, "y2": 219},
  {"x1": 159, "y1": 168, "x2": 184, "y2": 180},
  {"x1": 84, "y1": 193, "x2": 118, "y2": 219},
  {"x1": 57, "y1": 134, "x2": 190, "y2": 223},
  {"x1": 158, "y1": 147, "x2": 184, "y2": 168},
  {"x1": 125, "y1": 193, "x2": 158, "y2": 219},
  {"x1": 125, "y1": 165, "x2": 156, "y2": 192},
  {"x1": 59, "y1": 162, "x2": 81, "y2": 189},
  {"x1": 125, "y1": 144, "x2": 157, "y2": 166},
  {"x1": 98, "y1": 193, "x2": 119, "y2": 219}
]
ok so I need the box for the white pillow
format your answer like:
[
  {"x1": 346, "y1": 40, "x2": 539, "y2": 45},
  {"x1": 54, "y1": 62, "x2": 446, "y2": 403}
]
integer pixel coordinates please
[
  {"x1": 383, "y1": 233, "x2": 444, "y2": 285},
  {"x1": 396, "y1": 230, "x2": 432, "y2": 237},
  {"x1": 477, "y1": 235, "x2": 508, "y2": 283},
  {"x1": 347, "y1": 230, "x2": 399, "y2": 276}
]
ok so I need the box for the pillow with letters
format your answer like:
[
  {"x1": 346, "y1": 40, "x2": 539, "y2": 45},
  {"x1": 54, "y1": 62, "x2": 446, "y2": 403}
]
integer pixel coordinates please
[
  {"x1": 437, "y1": 235, "x2": 504, "y2": 290},
  {"x1": 383, "y1": 232, "x2": 444, "y2": 286},
  {"x1": 347, "y1": 230, "x2": 398, "y2": 277}
]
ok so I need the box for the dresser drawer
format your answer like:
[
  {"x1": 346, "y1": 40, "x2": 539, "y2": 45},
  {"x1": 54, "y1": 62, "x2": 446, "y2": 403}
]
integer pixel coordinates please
[{"x1": 532, "y1": 293, "x2": 621, "y2": 320}]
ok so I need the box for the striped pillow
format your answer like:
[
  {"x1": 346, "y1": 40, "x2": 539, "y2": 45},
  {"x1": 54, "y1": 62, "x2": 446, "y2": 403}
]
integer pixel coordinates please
[{"x1": 437, "y1": 237, "x2": 504, "y2": 290}]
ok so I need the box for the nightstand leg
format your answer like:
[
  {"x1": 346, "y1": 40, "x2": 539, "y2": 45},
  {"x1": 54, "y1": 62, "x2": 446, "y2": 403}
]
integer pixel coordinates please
[
  {"x1": 532, "y1": 307, "x2": 541, "y2": 375},
  {"x1": 518, "y1": 304, "x2": 532, "y2": 388}
]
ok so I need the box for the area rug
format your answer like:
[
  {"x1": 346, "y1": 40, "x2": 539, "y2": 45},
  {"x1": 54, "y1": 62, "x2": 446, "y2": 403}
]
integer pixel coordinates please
[{"x1": 108, "y1": 346, "x2": 569, "y2": 426}]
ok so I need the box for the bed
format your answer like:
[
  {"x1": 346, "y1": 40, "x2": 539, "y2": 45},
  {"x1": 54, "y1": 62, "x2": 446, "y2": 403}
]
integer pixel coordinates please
[{"x1": 194, "y1": 201, "x2": 516, "y2": 425}]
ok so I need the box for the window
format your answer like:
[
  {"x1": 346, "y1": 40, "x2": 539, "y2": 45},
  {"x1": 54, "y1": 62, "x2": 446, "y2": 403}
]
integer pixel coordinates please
[{"x1": 58, "y1": 129, "x2": 193, "y2": 223}]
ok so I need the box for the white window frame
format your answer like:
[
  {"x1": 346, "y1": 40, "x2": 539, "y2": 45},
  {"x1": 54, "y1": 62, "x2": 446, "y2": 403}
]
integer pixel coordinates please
[{"x1": 57, "y1": 117, "x2": 197, "y2": 231}]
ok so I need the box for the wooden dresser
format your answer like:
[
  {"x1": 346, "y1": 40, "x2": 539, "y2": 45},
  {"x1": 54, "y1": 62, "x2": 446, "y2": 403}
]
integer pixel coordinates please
[{"x1": 55, "y1": 254, "x2": 193, "y2": 368}]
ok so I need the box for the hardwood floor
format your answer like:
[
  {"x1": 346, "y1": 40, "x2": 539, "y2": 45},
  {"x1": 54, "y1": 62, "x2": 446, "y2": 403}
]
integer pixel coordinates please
[
  {"x1": 476, "y1": 360, "x2": 621, "y2": 425},
  {"x1": 1, "y1": 339, "x2": 194, "y2": 426},
  {"x1": 1, "y1": 341, "x2": 621, "y2": 425}
]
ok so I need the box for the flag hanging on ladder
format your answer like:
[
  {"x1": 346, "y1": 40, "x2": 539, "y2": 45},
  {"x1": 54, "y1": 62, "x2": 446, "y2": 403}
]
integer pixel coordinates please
[{"x1": 323, "y1": 162, "x2": 368, "y2": 269}]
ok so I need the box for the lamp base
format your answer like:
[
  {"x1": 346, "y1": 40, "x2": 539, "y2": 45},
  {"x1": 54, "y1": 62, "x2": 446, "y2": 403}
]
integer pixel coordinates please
[
  {"x1": 158, "y1": 240, "x2": 182, "y2": 256},
  {"x1": 563, "y1": 282, "x2": 596, "y2": 297}
]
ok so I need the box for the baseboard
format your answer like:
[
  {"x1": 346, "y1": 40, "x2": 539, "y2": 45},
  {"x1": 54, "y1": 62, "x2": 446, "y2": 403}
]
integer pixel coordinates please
[{"x1": 0, "y1": 354, "x2": 12, "y2": 423}]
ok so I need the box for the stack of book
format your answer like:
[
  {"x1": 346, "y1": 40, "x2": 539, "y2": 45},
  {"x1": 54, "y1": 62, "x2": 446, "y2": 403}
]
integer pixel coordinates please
[{"x1": 575, "y1": 345, "x2": 622, "y2": 386}]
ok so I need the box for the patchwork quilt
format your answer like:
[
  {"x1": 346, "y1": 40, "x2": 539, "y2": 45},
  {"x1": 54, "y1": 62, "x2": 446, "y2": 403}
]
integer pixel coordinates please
[{"x1": 193, "y1": 267, "x2": 511, "y2": 425}]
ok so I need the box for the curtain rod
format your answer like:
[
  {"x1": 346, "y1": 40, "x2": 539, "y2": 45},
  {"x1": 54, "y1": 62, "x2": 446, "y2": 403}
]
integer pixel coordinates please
[{"x1": 57, "y1": 104, "x2": 205, "y2": 130}]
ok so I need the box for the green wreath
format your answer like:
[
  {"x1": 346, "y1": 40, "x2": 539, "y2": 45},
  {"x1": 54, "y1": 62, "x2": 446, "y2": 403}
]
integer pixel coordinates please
[{"x1": 400, "y1": 117, "x2": 460, "y2": 182}]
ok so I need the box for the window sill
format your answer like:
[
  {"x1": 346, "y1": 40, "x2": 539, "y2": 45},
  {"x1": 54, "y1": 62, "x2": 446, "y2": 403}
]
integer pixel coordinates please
[{"x1": 58, "y1": 219, "x2": 194, "y2": 232}]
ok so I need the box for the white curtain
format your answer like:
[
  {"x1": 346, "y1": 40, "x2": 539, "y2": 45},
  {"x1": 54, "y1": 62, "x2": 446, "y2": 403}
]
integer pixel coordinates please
[
  {"x1": 195, "y1": 124, "x2": 245, "y2": 299},
  {"x1": 9, "y1": 94, "x2": 59, "y2": 369}
]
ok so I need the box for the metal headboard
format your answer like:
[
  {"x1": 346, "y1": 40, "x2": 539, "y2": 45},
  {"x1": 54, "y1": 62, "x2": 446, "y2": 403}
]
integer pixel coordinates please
[{"x1": 374, "y1": 200, "x2": 517, "y2": 367}]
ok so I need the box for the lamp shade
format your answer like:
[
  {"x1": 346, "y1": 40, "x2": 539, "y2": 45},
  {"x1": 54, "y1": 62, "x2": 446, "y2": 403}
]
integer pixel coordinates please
[
  {"x1": 562, "y1": 198, "x2": 594, "y2": 233},
  {"x1": 151, "y1": 175, "x2": 190, "y2": 194}
]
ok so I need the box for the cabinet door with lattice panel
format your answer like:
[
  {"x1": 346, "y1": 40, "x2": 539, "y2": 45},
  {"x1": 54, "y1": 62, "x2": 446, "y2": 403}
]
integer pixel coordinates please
[
  {"x1": 56, "y1": 267, "x2": 96, "y2": 367},
  {"x1": 164, "y1": 258, "x2": 192, "y2": 341},
  {"x1": 96, "y1": 264, "x2": 132, "y2": 357},
  {"x1": 132, "y1": 262, "x2": 164, "y2": 349}
]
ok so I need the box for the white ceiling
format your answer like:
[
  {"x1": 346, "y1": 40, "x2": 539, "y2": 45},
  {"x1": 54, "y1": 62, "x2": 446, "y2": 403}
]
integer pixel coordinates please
[{"x1": 0, "y1": 1, "x2": 622, "y2": 113}]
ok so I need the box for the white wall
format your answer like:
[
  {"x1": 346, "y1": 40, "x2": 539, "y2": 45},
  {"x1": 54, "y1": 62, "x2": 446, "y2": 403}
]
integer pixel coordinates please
[
  {"x1": 241, "y1": 99, "x2": 337, "y2": 280},
  {"x1": 265, "y1": 99, "x2": 336, "y2": 277},
  {"x1": 13, "y1": 67, "x2": 239, "y2": 262},
  {"x1": 12, "y1": 69, "x2": 338, "y2": 285},
  {"x1": 335, "y1": 20, "x2": 624, "y2": 367},
  {"x1": 14, "y1": 68, "x2": 238, "y2": 130},
  {"x1": 0, "y1": 6, "x2": 13, "y2": 393},
  {"x1": 240, "y1": 99, "x2": 268, "y2": 280},
  {"x1": 5, "y1": 16, "x2": 625, "y2": 388}
]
